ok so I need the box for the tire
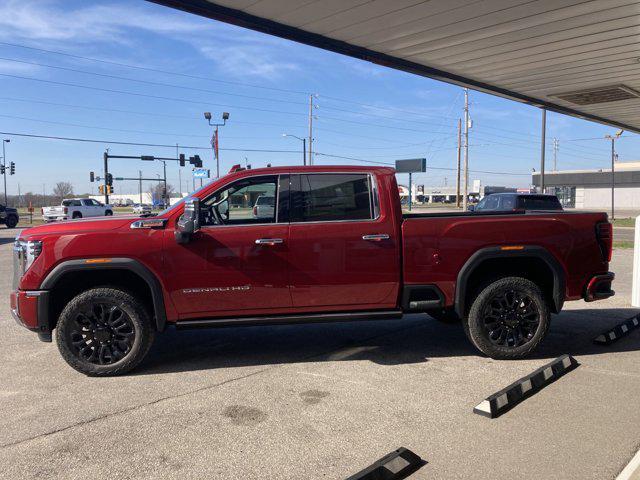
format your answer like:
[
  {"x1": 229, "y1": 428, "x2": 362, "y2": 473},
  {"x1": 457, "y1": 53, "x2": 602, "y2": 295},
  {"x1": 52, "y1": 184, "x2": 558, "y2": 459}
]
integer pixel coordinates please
[
  {"x1": 105, "y1": 210, "x2": 113, "y2": 216},
  {"x1": 56, "y1": 288, "x2": 155, "y2": 376},
  {"x1": 5, "y1": 215, "x2": 17, "y2": 228},
  {"x1": 464, "y1": 276, "x2": 550, "y2": 359},
  {"x1": 72, "y1": 212, "x2": 82, "y2": 219},
  {"x1": 427, "y1": 307, "x2": 460, "y2": 324}
]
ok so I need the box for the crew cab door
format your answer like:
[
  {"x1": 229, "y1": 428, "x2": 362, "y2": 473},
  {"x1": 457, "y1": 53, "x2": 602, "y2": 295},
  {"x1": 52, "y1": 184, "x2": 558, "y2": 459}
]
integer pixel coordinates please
[
  {"x1": 288, "y1": 173, "x2": 399, "y2": 309},
  {"x1": 163, "y1": 174, "x2": 292, "y2": 318}
]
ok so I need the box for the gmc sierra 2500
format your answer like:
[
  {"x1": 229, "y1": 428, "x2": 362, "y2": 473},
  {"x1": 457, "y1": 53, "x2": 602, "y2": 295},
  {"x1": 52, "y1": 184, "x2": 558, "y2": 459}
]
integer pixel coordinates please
[{"x1": 12, "y1": 165, "x2": 614, "y2": 375}]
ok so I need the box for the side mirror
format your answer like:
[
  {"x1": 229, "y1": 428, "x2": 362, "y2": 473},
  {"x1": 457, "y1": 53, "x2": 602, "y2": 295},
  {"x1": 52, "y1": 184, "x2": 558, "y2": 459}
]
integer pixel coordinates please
[
  {"x1": 175, "y1": 197, "x2": 200, "y2": 244},
  {"x1": 467, "y1": 205, "x2": 475, "y2": 212}
]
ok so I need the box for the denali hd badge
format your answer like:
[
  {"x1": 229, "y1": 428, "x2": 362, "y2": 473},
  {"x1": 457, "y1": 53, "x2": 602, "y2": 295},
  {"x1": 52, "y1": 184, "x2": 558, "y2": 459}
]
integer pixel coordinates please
[{"x1": 182, "y1": 285, "x2": 250, "y2": 294}]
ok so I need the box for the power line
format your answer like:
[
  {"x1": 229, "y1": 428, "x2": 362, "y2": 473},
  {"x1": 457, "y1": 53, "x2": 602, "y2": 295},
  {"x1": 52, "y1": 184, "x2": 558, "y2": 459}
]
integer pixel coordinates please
[
  {"x1": 0, "y1": 56, "x2": 307, "y2": 107},
  {"x1": 0, "y1": 41, "x2": 310, "y2": 96},
  {"x1": 0, "y1": 41, "x2": 464, "y2": 122}
]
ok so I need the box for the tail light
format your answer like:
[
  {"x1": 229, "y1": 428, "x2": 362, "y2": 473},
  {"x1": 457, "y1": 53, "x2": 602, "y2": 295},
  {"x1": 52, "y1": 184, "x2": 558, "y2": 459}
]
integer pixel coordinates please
[
  {"x1": 253, "y1": 206, "x2": 258, "y2": 216},
  {"x1": 596, "y1": 221, "x2": 613, "y2": 262},
  {"x1": 63, "y1": 207, "x2": 68, "y2": 214},
  {"x1": 41, "y1": 208, "x2": 44, "y2": 215}
]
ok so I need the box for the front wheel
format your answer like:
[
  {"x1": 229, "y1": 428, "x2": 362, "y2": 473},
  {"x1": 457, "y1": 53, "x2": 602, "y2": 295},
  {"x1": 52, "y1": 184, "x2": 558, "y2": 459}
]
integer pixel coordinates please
[
  {"x1": 464, "y1": 277, "x2": 550, "y2": 359},
  {"x1": 5, "y1": 215, "x2": 17, "y2": 228},
  {"x1": 56, "y1": 288, "x2": 155, "y2": 376},
  {"x1": 105, "y1": 210, "x2": 113, "y2": 216}
]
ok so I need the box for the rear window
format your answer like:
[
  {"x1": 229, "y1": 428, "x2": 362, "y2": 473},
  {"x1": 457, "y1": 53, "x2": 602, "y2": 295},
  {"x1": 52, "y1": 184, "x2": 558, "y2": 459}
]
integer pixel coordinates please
[
  {"x1": 519, "y1": 196, "x2": 562, "y2": 210},
  {"x1": 292, "y1": 174, "x2": 373, "y2": 222}
]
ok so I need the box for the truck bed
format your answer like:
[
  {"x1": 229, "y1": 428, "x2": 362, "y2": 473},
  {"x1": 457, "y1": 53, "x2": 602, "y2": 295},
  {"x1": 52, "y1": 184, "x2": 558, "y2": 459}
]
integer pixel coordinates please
[{"x1": 401, "y1": 210, "x2": 610, "y2": 309}]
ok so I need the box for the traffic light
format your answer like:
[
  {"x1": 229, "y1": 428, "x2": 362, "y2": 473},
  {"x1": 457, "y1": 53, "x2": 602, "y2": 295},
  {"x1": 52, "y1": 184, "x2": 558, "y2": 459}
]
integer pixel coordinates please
[
  {"x1": 9, "y1": 162, "x2": 15, "y2": 175},
  {"x1": 189, "y1": 155, "x2": 202, "y2": 168},
  {"x1": 179, "y1": 153, "x2": 185, "y2": 167},
  {"x1": 106, "y1": 173, "x2": 113, "y2": 186},
  {"x1": 90, "y1": 171, "x2": 95, "y2": 182},
  {"x1": 106, "y1": 185, "x2": 113, "y2": 194},
  {"x1": 98, "y1": 185, "x2": 105, "y2": 194},
  {"x1": 0, "y1": 165, "x2": 4, "y2": 175}
]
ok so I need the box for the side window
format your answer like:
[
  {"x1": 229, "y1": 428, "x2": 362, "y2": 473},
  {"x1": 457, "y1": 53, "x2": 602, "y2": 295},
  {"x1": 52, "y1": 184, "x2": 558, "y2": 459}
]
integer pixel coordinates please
[
  {"x1": 500, "y1": 196, "x2": 516, "y2": 210},
  {"x1": 81, "y1": 199, "x2": 92, "y2": 206},
  {"x1": 292, "y1": 174, "x2": 373, "y2": 222},
  {"x1": 477, "y1": 195, "x2": 499, "y2": 211},
  {"x1": 202, "y1": 175, "x2": 278, "y2": 226}
]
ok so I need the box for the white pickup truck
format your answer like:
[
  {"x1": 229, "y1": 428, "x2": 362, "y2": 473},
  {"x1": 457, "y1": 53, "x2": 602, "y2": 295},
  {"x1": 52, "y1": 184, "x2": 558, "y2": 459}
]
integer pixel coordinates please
[{"x1": 42, "y1": 198, "x2": 113, "y2": 222}]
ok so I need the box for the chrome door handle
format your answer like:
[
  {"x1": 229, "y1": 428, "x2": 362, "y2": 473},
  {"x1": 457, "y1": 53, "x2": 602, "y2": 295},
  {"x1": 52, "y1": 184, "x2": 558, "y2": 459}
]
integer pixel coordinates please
[
  {"x1": 362, "y1": 234, "x2": 390, "y2": 242},
  {"x1": 255, "y1": 238, "x2": 284, "y2": 245}
]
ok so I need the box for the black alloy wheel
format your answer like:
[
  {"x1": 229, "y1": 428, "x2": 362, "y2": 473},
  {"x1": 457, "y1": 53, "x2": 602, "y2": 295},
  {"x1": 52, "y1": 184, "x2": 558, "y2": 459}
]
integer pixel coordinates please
[
  {"x1": 464, "y1": 276, "x2": 550, "y2": 359},
  {"x1": 480, "y1": 288, "x2": 540, "y2": 348},
  {"x1": 67, "y1": 302, "x2": 135, "y2": 365},
  {"x1": 56, "y1": 288, "x2": 155, "y2": 376}
]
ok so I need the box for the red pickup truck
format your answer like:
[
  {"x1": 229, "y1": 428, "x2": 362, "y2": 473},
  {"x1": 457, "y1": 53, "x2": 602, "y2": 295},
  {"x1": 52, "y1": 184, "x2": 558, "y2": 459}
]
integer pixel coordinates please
[{"x1": 11, "y1": 166, "x2": 614, "y2": 375}]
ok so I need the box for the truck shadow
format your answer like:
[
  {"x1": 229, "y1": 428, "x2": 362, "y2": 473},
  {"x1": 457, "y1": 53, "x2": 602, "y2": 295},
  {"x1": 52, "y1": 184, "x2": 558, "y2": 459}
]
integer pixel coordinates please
[{"x1": 135, "y1": 307, "x2": 640, "y2": 376}]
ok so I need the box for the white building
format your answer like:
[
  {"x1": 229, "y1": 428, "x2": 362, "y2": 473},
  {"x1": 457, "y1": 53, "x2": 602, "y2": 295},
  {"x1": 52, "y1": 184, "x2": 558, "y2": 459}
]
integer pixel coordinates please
[{"x1": 532, "y1": 161, "x2": 640, "y2": 210}]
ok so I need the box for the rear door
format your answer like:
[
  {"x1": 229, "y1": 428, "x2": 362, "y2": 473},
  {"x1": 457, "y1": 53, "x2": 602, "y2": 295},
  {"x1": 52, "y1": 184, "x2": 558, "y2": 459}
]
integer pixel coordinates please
[{"x1": 288, "y1": 172, "x2": 399, "y2": 309}]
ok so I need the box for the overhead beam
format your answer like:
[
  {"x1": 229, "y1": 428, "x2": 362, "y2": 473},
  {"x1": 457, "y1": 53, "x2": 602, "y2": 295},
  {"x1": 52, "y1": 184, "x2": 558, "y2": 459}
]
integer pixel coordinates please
[{"x1": 148, "y1": 0, "x2": 640, "y2": 134}]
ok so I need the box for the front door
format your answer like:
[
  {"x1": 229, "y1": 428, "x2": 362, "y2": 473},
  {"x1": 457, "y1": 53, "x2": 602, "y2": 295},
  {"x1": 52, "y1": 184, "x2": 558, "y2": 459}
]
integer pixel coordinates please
[
  {"x1": 287, "y1": 173, "x2": 399, "y2": 310},
  {"x1": 164, "y1": 174, "x2": 292, "y2": 318}
]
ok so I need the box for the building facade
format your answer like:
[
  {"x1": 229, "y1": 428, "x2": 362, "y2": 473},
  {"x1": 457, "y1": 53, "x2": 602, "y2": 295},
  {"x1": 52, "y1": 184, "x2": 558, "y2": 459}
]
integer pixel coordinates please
[{"x1": 532, "y1": 161, "x2": 640, "y2": 210}]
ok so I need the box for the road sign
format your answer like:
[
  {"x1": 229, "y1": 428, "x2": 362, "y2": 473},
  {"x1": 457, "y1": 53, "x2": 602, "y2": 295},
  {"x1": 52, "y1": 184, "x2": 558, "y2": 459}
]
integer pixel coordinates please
[
  {"x1": 193, "y1": 168, "x2": 210, "y2": 178},
  {"x1": 395, "y1": 158, "x2": 426, "y2": 173}
]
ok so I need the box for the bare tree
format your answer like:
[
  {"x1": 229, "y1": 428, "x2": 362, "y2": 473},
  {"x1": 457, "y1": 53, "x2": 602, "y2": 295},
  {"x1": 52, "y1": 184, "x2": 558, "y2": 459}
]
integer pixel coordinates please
[
  {"x1": 148, "y1": 183, "x2": 175, "y2": 206},
  {"x1": 53, "y1": 182, "x2": 74, "y2": 201}
]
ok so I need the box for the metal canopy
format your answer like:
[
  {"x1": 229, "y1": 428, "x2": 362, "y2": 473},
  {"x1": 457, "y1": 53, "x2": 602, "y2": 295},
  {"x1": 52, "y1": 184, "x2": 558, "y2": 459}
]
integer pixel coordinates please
[{"x1": 149, "y1": 0, "x2": 640, "y2": 133}]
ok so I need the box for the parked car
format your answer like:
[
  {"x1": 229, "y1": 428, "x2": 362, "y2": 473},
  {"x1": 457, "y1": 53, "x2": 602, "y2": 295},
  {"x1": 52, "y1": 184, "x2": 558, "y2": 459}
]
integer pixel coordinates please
[
  {"x1": 132, "y1": 204, "x2": 152, "y2": 215},
  {"x1": 13, "y1": 166, "x2": 613, "y2": 375},
  {"x1": 470, "y1": 193, "x2": 563, "y2": 212},
  {"x1": 252, "y1": 195, "x2": 275, "y2": 219},
  {"x1": 0, "y1": 204, "x2": 18, "y2": 228},
  {"x1": 42, "y1": 198, "x2": 113, "y2": 222}
]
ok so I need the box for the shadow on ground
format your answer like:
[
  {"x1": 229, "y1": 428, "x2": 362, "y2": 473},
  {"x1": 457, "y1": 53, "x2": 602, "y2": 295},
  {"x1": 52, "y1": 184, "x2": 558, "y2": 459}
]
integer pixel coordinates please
[{"x1": 135, "y1": 307, "x2": 640, "y2": 376}]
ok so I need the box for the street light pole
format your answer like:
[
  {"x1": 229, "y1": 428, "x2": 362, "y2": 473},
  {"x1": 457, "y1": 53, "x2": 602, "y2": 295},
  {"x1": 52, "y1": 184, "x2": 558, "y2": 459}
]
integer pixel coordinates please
[
  {"x1": 204, "y1": 112, "x2": 229, "y2": 179},
  {"x1": 282, "y1": 134, "x2": 306, "y2": 165},
  {"x1": 605, "y1": 129, "x2": 624, "y2": 221}
]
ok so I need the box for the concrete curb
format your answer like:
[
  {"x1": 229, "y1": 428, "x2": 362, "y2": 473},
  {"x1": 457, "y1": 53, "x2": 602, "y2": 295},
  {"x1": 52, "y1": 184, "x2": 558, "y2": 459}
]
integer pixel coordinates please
[{"x1": 474, "y1": 355, "x2": 579, "y2": 419}]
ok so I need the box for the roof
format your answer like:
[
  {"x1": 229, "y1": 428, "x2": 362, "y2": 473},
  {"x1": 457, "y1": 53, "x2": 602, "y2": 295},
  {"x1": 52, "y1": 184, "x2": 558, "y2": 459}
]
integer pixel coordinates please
[{"x1": 149, "y1": 0, "x2": 640, "y2": 133}]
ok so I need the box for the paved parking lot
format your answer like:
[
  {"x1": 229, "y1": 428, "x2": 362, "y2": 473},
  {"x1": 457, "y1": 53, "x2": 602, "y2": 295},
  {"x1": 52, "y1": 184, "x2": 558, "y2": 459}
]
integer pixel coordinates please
[{"x1": 1, "y1": 227, "x2": 639, "y2": 480}]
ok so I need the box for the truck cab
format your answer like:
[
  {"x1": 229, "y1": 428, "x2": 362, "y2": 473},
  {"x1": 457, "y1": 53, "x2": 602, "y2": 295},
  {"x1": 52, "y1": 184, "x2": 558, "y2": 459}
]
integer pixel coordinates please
[{"x1": 12, "y1": 166, "x2": 614, "y2": 376}]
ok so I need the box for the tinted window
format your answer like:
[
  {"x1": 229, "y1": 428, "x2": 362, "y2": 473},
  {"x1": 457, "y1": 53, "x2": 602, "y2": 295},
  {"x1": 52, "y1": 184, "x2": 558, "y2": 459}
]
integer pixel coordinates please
[
  {"x1": 519, "y1": 196, "x2": 562, "y2": 210},
  {"x1": 499, "y1": 195, "x2": 517, "y2": 210},
  {"x1": 202, "y1": 175, "x2": 278, "y2": 225},
  {"x1": 476, "y1": 195, "x2": 500, "y2": 211},
  {"x1": 293, "y1": 174, "x2": 373, "y2": 222}
]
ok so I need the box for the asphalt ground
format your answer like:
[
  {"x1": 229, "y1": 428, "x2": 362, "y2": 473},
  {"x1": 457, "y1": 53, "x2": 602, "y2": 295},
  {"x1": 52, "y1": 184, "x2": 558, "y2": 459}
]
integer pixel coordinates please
[{"x1": 1, "y1": 227, "x2": 639, "y2": 480}]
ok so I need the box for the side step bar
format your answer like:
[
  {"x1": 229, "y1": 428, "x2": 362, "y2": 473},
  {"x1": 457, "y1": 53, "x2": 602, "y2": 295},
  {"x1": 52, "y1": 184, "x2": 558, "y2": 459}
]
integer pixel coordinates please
[{"x1": 176, "y1": 309, "x2": 403, "y2": 330}]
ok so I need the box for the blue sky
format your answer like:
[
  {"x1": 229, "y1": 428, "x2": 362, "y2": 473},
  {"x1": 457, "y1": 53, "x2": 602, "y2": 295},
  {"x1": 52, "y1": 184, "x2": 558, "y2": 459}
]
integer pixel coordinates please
[{"x1": 0, "y1": 0, "x2": 638, "y2": 196}]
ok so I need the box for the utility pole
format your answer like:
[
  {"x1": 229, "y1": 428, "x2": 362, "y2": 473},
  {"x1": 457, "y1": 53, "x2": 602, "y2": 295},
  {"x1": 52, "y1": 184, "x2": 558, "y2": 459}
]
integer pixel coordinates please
[
  {"x1": 308, "y1": 94, "x2": 314, "y2": 165},
  {"x1": 139, "y1": 170, "x2": 142, "y2": 204},
  {"x1": 176, "y1": 143, "x2": 181, "y2": 196},
  {"x1": 456, "y1": 118, "x2": 462, "y2": 208},
  {"x1": 553, "y1": 138, "x2": 559, "y2": 171},
  {"x1": 463, "y1": 89, "x2": 470, "y2": 211},
  {"x1": 540, "y1": 109, "x2": 546, "y2": 193}
]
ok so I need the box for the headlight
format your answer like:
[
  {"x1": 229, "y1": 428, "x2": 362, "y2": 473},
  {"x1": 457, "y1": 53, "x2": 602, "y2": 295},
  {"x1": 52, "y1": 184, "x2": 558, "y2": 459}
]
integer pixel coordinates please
[{"x1": 14, "y1": 239, "x2": 43, "y2": 281}]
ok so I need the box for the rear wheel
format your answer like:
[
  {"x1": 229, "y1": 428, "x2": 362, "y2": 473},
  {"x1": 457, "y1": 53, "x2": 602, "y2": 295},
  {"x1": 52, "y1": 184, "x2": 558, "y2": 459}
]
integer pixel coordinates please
[
  {"x1": 56, "y1": 288, "x2": 155, "y2": 376},
  {"x1": 5, "y1": 215, "x2": 17, "y2": 228},
  {"x1": 464, "y1": 276, "x2": 549, "y2": 359},
  {"x1": 72, "y1": 212, "x2": 82, "y2": 219},
  {"x1": 105, "y1": 210, "x2": 113, "y2": 216}
]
